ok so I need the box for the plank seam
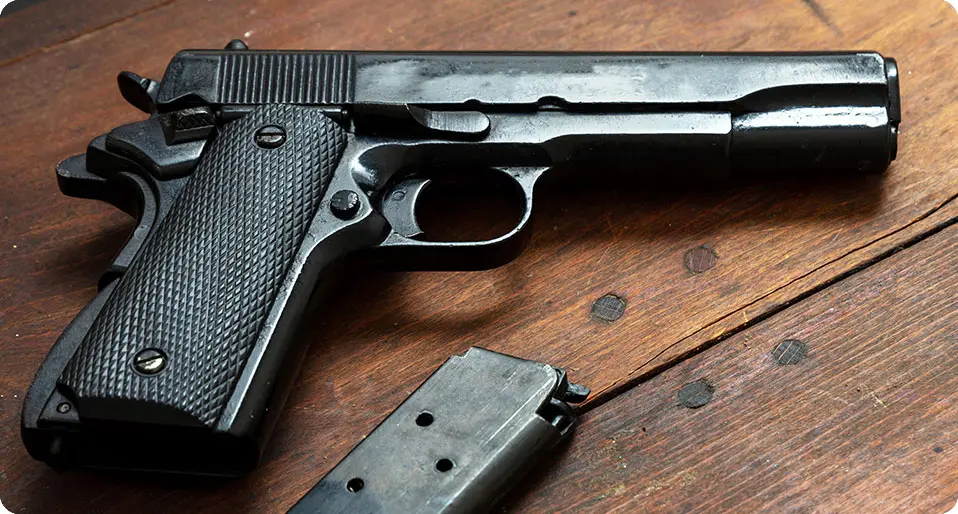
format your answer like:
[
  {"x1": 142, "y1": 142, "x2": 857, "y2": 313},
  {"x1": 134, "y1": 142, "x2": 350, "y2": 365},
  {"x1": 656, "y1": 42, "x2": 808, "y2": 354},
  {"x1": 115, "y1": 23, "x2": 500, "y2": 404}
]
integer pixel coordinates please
[
  {"x1": 582, "y1": 192, "x2": 958, "y2": 414},
  {"x1": 0, "y1": 0, "x2": 181, "y2": 69}
]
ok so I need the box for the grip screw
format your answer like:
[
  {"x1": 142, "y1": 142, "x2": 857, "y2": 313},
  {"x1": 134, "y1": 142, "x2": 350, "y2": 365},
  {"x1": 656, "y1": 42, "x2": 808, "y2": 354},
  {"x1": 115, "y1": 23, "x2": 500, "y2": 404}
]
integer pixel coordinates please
[
  {"x1": 254, "y1": 125, "x2": 286, "y2": 149},
  {"x1": 330, "y1": 190, "x2": 362, "y2": 220},
  {"x1": 56, "y1": 402, "x2": 71, "y2": 414},
  {"x1": 133, "y1": 348, "x2": 167, "y2": 375}
]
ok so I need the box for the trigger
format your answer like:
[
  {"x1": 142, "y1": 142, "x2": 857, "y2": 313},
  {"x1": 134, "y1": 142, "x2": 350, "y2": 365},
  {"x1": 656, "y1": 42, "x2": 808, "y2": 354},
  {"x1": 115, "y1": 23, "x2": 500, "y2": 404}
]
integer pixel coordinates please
[{"x1": 381, "y1": 178, "x2": 431, "y2": 238}]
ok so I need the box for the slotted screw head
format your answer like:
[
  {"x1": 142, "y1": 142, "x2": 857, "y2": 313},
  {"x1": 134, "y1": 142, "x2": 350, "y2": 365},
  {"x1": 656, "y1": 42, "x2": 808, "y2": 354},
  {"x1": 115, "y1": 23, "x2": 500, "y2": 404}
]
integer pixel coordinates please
[
  {"x1": 255, "y1": 125, "x2": 286, "y2": 149},
  {"x1": 133, "y1": 348, "x2": 167, "y2": 375}
]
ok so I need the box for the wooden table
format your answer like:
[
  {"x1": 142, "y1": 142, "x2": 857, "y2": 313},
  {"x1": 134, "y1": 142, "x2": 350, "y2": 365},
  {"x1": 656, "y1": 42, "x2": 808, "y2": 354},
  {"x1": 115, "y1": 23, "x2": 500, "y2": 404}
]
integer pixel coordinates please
[{"x1": 0, "y1": 0, "x2": 955, "y2": 512}]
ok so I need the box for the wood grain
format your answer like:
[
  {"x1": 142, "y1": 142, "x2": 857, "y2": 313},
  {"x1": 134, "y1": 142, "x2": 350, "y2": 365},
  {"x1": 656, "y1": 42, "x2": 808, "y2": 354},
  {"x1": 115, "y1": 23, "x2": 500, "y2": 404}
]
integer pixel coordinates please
[
  {"x1": 506, "y1": 222, "x2": 958, "y2": 514},
  {"x1": 0, "y1": 0, "x2": 172, "y2": 66},
  {"x1": 0, "y1": 0, "x2": 956, "y2": 512}
]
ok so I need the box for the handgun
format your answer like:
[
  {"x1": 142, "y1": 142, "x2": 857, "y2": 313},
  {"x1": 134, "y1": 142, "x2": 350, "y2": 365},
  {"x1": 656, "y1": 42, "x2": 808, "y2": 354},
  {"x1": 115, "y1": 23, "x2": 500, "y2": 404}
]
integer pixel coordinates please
[{"x1": 22, "y1": 41, "x2": 901, "y2": 475}]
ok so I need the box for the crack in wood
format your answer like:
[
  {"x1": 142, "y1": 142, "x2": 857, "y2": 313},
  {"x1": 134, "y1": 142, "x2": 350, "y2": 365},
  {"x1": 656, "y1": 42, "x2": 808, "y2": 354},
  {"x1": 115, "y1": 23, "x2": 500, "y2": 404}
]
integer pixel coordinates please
[{"x1": 800, "y1": 0, "x2": 844, "y2": 37}]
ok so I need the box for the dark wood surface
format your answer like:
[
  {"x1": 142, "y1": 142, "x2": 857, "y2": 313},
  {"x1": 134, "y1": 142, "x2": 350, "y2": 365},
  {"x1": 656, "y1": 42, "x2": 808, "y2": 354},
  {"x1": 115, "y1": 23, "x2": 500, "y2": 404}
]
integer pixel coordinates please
[
  {"x1": 506, "y1": 222, "x2": 958, "y2": 514},
  {"x1": 0, "y1": 0, "x2": 956, "y2": 512},
  {"x1": 0, "y1": 0, "x2": 171, "y2": 66}
]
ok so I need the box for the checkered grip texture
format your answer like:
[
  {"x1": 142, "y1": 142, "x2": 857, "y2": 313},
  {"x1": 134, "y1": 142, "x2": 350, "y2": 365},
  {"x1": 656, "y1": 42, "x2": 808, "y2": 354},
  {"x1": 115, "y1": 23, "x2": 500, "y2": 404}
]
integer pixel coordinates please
[{"x1": 59, "y1": 105, "x2": 347, "y2": 427}]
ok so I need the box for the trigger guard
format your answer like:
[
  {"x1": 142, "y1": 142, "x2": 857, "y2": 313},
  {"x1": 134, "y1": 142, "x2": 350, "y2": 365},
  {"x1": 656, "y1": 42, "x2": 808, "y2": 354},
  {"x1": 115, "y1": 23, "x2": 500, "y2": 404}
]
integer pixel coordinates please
[{"x1": 372, "y1": 166, "x2": 548, "y2": 271}]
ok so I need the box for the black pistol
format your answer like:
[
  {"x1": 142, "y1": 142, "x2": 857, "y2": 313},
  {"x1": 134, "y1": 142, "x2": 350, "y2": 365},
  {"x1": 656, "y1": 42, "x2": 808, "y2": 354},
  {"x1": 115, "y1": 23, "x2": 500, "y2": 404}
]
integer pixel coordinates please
[{"x1": 22, "y1": 42, "x2": 901, "y2": 475}]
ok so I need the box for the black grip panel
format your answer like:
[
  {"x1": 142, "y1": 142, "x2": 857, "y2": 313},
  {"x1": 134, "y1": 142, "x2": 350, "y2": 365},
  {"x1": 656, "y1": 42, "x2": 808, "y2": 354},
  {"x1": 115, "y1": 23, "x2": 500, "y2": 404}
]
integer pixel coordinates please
[{"x1": 58, "y1": 105, "x2": 347, "y2": 427}]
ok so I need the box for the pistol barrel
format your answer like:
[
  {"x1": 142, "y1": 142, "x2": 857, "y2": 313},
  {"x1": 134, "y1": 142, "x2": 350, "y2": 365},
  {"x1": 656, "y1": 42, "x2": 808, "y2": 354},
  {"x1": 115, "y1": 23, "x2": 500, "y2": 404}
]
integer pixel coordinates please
[{"x1": 157, "y1": 50, "x2": 899, "y2": 174}]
